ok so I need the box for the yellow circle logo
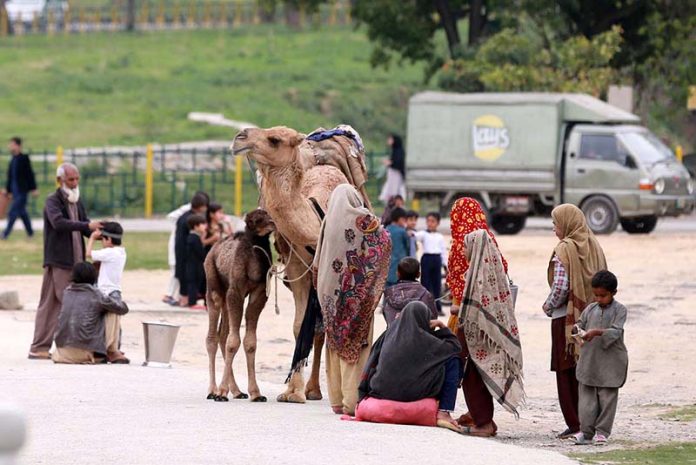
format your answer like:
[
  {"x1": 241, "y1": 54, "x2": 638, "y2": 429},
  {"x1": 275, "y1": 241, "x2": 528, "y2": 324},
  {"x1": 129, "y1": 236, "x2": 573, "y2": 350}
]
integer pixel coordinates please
[{"x1": 472, "y1": 115, "x2": 510, "y2": 161}]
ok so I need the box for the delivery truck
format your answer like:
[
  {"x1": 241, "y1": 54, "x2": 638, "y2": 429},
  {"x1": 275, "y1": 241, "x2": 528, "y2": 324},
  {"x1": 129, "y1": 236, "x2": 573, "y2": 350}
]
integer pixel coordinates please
[{"x1": 406, "y1": 92, "x2": 695, "y2": 234}]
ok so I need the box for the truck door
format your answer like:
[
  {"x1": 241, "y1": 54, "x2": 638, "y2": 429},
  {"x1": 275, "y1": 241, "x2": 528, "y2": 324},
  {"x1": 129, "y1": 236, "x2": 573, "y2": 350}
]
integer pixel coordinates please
[{"x1": 564, "y1": 130, "x2": 641, "y2": 214}]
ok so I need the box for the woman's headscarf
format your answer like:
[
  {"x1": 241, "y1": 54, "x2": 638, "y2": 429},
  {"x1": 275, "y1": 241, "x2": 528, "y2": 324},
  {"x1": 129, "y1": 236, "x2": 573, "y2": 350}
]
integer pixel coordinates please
[
  {"x1": 313, "y1": 184, "x2": 392, "y2": 363},
  {"x1": 458, "y1": 229, "x2": 525, "y2": 416},
  {"x1": 447, "y1": 198, "x2": 508, "y2": 330},
  {"x1": 548, "y1": 204, "x2": 607, "y2": 359},
  {"x1": 359, "y1": 301, "x2": 461, "y2": 402},
  {"x1": 389, "y1": 134, "x2": 405, "y2": 177}
]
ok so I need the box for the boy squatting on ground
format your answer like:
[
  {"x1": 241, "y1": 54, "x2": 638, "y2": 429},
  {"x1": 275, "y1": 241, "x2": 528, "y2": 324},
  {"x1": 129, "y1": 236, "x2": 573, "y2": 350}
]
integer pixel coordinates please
[
  {"x1": 571, "y1": 270, "x2": 629, "y2": 446},
  {"x1": 382, "y1": 257, "x2": 438, "y2": 325},
  {"x1": 53, "y1": 262, "x2": 129, "y2": 364},
  {"x1": 413, "y1": 212, "x2": 447, "y2": 316},
  {"x1": 86, "y1": 221, "x2": 129, "y2": 364}
]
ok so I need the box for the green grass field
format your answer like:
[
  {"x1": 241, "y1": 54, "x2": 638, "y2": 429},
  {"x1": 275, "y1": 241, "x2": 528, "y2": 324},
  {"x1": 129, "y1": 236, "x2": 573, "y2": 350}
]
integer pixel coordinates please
[
  {"x1": 573, "y1": 442, "x2": 696, "y2": 465},
  {"x1": 0, "y1": 27, "x2": 428, "y2": 151},
  {"x1": 0, "y1": 232, "x2": 169, "y2": 275}
]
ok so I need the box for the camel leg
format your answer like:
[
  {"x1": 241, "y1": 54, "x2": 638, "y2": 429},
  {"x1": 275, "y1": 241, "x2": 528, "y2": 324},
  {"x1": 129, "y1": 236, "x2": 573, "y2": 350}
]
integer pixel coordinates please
[
  {"x1": 305, "y1": 331, "x2": 324, "y2": 400},
  {"x1": 277, "y1": 259, "x2": 312, "y2": 404},
  {"x1": 218, "y1": 288, "x2": 246, "y2": 401},
  {"x1": 244, "y1": 286, "x2": 268, "y2": 402},
  {"x1": 205, "y1": 289, "x2": 223, "y2": 400}
]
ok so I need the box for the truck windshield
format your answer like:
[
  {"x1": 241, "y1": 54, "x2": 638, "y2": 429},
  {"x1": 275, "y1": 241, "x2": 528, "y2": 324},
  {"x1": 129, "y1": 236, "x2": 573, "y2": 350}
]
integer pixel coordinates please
[{"x1": 618, "y1": 131, "x2": 675, "y2": 165}]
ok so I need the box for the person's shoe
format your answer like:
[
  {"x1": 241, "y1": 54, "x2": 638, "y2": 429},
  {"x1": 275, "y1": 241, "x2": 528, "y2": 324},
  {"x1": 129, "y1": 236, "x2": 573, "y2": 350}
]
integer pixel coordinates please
[
  {"x1": 572, "y1": 432, "x2": 592, "y2": 445},
  {"x1": 460, "y1": 421, "x2": 496, "y2": 437},
  {"x1": 557, "y1": 427, "x2": 580, "y2": 439},
  {"x1": 188, "y1": 304, "x2": 207, "y2": 311},
  {"x1": 162, "y1": 295, "x2": 175, "y2": 305},
  {"x1": 107, "y1": 351, "x2": 130, "y2": 364},
  {"x1": 27, "y1": 351, "x2": 51, "y2": 360},
  {"x1": 593, "y1": 433, "x2": 608, "y2": 446}
]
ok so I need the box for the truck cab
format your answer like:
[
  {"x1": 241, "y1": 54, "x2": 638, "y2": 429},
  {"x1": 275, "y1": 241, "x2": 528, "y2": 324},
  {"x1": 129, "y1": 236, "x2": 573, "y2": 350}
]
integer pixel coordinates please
[{"x1": 564, "y1": 125, "x2": 694, "y2": 233}]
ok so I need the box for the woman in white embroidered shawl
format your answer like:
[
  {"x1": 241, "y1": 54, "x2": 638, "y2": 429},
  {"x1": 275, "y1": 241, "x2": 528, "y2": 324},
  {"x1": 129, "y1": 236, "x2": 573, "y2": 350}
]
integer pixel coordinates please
[{"x1": 457, "y1": 229, "x2": 525, "y2": 436}]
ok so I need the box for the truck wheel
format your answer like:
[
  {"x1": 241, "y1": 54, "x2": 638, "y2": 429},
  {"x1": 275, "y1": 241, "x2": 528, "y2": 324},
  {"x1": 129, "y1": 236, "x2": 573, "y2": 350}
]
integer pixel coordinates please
[
  {"x1": 581, "y1": 196, "x2": 619, "y2": 235},
  {"x1": 491, "y1": 215, "x2": 526, "y2": 235},
  {"x1": 620, "y1": 216, "x2": 658, "y2": 234}
]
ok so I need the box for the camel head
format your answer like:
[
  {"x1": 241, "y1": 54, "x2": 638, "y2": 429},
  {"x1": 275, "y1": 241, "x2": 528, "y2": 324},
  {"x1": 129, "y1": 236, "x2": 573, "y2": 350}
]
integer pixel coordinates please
[
  {"x1": 245, "y1": 209, "x2": 275, "y2": 237},
  {"x1": 232, "y1": 126, "x2": 305, "y2": 168}
]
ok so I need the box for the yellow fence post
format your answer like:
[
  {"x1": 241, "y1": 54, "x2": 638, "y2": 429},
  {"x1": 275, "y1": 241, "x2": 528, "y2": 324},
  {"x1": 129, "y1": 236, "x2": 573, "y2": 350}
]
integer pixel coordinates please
[
  {"x1": 233, "y1": 0, "x2": 242, "y2": 27},
  {"x1": 235, "y1": 155, "x2": 243, "y2": 217},
  {"x1": 55, "y1": 146, "x2": 64, "y2": 188},
  {"x1": 156, "y1": 1, "x2": 165, "y2": 28},
  {"x1": 145, "y1": 144, "x2": 154, "y2": 218},
  {"x1": 62, "y1": 9, "x2": 70, "y2": 34},
  {"x1": 411, "y1": 198, "x2": 421, "y2": 212},
  {"x1": 676, "y1": 145, "x2": 684, "y2": 163},
  {"x1": 0, "y1": 9, "x2": 7, "y2": 36}
]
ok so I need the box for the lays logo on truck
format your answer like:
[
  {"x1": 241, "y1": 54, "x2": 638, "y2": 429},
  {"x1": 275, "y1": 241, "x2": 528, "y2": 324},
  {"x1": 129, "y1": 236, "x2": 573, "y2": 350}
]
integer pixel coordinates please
[{"x1": 472, "y1": 115, "x2": 510, "y2": 161}]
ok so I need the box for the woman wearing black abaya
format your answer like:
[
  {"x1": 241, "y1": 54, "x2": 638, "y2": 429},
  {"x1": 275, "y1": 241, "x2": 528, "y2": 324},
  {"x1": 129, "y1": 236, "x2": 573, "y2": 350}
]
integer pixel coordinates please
[
  {"x1": 359, "y1": 301, "x2": 463, "y2": 432},
  {"x1": 379, "y1": 134, "x2": 407, "y2": 203}
]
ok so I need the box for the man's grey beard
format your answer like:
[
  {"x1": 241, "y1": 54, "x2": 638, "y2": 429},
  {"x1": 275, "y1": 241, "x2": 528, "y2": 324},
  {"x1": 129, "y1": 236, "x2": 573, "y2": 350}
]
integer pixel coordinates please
[{"x1": 61, "y1": 185, "x2": 80, "y2": 204}]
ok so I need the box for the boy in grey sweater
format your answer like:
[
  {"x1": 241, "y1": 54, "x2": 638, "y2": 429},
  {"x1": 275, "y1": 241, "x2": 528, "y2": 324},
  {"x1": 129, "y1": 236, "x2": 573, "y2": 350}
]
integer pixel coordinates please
[{"x1": 572, "y1": 270, "x2": 628, "y2": 446}]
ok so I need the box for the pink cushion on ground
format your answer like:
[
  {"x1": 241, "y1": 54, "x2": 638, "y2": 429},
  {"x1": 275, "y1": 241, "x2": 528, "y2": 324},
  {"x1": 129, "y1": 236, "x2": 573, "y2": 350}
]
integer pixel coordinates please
[{"x1": 354, "y1": 397, "x2": 438, "y2": 426}]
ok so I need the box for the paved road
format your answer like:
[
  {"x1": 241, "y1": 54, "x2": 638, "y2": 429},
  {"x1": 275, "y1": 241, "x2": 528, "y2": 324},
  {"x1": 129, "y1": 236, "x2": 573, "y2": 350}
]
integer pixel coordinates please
[{"x1": 0, "y1": 358, "x2": 578, "y2": 465}]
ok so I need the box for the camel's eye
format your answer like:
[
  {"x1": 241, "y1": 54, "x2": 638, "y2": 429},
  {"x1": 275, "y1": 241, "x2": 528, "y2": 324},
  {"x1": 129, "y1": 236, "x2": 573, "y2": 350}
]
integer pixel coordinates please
[{"x1": 268, "y1": 136, "x2": 281, "y2": 146}]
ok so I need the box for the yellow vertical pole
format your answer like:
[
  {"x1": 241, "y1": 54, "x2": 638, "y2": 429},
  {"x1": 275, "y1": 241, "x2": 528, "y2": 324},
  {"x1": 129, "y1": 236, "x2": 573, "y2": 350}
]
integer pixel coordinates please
[
  {"x1": 329, "y1": 1, "x2": 336, "y2": 25},
  {"x1": 233, "y1": 0, "x2": 241, "y2": 27},
  {"x1": 219, "y1": 2, "x2": 226, "y2": 27},
  {"x1": 156, "y1": 1, "x2": 164, "y2": 28},
  {"x1": 56, "y1": 146, "x2": 64, "y2": 188},
  {"x1": 411, "y1": 198, "x2": 420, "y2": 212},
  {"x1": 62, "y1": 9, "x2": 70, "y2": 34},
  {"x1": 235, "y1": 155, "x2": 243, "y2": 217},
  {"x1": 145, "y1": 144, "x2": 154, "y2": 218},
  {"x1": 0, "y1": 8, "x2": 7, "y2": 36},
  {"x1": 676, "y1": 145, "x2": 684, "y2": 163}
]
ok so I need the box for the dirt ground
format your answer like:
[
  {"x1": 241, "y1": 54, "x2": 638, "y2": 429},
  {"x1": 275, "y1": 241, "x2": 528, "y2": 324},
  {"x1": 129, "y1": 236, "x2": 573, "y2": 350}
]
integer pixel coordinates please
[{"x1": 1, "y1": 229, "x2": 695, "y2": 456}]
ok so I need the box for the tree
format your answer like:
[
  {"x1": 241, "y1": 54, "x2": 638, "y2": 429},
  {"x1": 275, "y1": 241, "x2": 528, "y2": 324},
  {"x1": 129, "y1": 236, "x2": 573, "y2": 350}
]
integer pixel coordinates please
[{"x1": 438, "y1": 26, "x2": 623, "y2": 95}]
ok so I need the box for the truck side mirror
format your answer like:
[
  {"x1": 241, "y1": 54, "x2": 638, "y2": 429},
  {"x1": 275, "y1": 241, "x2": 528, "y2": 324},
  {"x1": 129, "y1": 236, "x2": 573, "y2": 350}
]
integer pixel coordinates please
[{"x1": 624, "y1": 155, "x2": 638, "y2": 169}]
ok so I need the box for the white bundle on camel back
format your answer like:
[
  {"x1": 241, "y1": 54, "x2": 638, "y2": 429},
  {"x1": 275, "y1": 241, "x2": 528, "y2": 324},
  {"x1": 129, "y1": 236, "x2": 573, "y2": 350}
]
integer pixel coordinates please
[{"x1": 232, "y1": 124, "x2": 372, "y2": 404}]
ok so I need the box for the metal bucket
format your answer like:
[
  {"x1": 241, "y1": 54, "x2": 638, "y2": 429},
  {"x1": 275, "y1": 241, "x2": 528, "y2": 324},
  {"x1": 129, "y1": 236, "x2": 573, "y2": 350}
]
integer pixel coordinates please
[
  {"x1": 510, "y1": 283, "x2": 519, "y2": 308},
  {"x1": 142, "y1": 321, "x2": 180, "y2": 368}
]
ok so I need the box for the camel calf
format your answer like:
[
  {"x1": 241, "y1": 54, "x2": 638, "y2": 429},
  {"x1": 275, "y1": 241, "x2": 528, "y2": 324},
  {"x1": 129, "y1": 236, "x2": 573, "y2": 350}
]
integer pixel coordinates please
[{"x1": 205, "y1": 209, "x2": 274, "y2": 402}]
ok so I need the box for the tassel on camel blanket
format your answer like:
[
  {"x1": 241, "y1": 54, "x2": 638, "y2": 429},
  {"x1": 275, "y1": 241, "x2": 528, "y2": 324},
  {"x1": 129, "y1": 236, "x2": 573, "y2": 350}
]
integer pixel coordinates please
[{"x1": 285, "y1": 287, "x2": 323, "y2": 383}]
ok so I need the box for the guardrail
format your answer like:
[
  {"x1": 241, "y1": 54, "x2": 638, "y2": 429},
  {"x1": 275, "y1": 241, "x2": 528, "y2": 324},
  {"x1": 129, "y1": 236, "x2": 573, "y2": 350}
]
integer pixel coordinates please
[
  {"x1": 0, "y1": 0, "x2": 352, "y2": 36},
  {"x1": 0, "y1": 144, "x2": 387, "y2": 218}
]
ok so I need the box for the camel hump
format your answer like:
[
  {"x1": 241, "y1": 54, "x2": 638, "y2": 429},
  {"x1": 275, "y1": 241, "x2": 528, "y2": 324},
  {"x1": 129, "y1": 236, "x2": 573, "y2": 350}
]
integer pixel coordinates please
[{"x1": 303, "y1": 125, "x2": 369, "y2": 193}]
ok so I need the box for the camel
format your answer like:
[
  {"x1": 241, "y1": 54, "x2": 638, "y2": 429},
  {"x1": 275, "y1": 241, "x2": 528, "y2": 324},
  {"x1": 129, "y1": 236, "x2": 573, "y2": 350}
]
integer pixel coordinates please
[
  {"x1": 232, "y1": 125, "x2": 370, "y2": 404},
  {"x1": 204, "y1": 209, "x2": 275, "y2": 402}
]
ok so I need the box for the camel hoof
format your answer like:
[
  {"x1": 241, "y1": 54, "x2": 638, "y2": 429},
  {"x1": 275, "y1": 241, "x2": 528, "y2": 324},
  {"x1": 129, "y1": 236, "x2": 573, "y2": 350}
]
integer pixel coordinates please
[
  {"x1": 286, "y1": 393, "x2": 306, "y2": 404},
  {"x1": 251, "y1": 396, "x2": 267, "y2": 403},
  {"x1": 206, "y1": 393, "x2": 216, "y2": 400},
  {"x1": 276, "y1": 393, "x2": 289, "y2": 402},
  {"x1": 214, "y1": 395, "x2": 229, "y2": 402},
  {"x1": 305, "y1": 390, "x2": 323, "y2": 401},
  {"x1": 234, "y1": 393, "x2": 249, "y2": 400}
]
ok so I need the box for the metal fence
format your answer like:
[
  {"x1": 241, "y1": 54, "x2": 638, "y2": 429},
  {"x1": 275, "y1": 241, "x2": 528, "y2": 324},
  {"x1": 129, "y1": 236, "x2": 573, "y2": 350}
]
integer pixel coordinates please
[
  {"x1": 0, "y1": 145, "x2": 386, "y2": 218},
  {"x1": 0, "y1": 0, "x2": 352, "y2": 36}
]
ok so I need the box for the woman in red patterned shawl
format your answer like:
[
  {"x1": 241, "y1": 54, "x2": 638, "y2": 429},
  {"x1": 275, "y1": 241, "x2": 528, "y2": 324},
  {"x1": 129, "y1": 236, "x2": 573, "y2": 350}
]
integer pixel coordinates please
[{"x1": 446, "y1": 197, "x2": 509, "y2": 437}]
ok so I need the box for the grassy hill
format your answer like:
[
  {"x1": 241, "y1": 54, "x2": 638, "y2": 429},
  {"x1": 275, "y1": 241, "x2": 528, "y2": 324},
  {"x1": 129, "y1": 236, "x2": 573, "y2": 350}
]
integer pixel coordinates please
[{"x1": 0, "y1": 26, "x2": 428, "y2": 151}]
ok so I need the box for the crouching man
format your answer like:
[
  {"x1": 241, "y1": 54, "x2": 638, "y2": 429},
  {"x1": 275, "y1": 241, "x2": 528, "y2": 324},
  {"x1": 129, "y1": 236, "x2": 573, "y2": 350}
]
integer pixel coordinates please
[{"x1": 53, "y1": 262, "x2": 129, "y2": 364}]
